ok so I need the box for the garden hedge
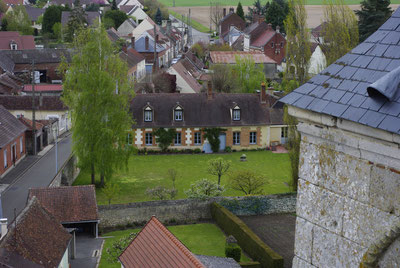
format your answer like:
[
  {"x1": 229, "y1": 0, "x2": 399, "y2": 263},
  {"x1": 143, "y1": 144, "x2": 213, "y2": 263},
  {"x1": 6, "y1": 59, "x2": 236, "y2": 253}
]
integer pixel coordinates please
[{"x1": 211, "y1": 203, "x2": 284, "y2": 268}]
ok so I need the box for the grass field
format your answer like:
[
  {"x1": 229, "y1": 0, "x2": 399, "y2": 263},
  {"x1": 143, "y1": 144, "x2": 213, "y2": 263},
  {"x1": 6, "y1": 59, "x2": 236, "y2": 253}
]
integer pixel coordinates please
[
  {"x1": 73, "y1": 151, "x2": 291, "y2": 205},
  {"x1": 99, "y1": 223, "x2": 250, "y2": 268},
  {"x1": 169, "y1": 10, "x2": 211, "y2": 33},
  {"x1": 161, "y1": 0, "x2": 400, "y2": 7}
]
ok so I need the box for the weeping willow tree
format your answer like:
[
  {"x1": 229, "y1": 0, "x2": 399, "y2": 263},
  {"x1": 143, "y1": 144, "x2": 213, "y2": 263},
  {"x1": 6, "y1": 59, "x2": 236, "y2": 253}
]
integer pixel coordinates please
[
  {"x1": 320, "y1": 0, "x2": 359, "y2": 66},
  {"x1": 283, "y1": 0, "x2": 310, "y2": 191},
  {"x1": 61, "y1": 23, "x2": 133, "y2": 187}
]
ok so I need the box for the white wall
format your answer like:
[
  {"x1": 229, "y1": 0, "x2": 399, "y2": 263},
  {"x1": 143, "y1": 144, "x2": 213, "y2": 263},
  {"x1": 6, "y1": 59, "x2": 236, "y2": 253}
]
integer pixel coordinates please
[
  {"x1": 58, "y1": 248, "x2": 69, "y2": 268},
  {"x1": 309, "y1": 45, "x2": 326, "y2": 75}
]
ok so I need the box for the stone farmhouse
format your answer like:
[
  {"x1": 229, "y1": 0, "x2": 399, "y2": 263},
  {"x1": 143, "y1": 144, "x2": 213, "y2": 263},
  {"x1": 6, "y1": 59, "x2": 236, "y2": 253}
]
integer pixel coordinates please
[
  {"x1": 281, "y1": 8, "x2": 400, "y2": 267},
  {"x1": 129, "y1": 84, "x2": 286, "y2": 152}
]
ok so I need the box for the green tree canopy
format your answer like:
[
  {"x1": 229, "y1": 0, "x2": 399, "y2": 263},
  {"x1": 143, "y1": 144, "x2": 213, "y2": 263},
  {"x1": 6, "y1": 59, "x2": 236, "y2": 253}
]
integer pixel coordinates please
[
  {"x1": 265, "y1": 0, "x2": 288, "y2": 33},
  {"x1": 356, "y1": 0, "x2": 392, "y2": 42},
  {"x1": 232, "y1": 55, "x2": 265, "y2": 93},
  {"x1": 155, "y1": 7, "x2": 162, "y2": 25},
  {"x1": 42, "y1": 5, "x2": 67, "y2": 34},
  {"x1": 104, "y1": 10, "x2": 128, "y2": 29},
  {"x1": 236, "y1": 2, "x2": 245, "y2": 21},
  {"x1": 61, "y1": 23, "x2": 133, "y2": 187},
  {"x1": 3, "y1": 5, "x2": 34, "y2": 35},
  {"x1": 65, "y1": 0, "x2": 87, "y2": 42}
]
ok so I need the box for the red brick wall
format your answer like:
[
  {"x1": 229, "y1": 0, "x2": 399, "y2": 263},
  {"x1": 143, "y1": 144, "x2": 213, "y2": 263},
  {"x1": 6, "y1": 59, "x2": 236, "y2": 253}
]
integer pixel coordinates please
[
  {"x1": 14, "y1": 63, "x2": 63, "y2": 82},
  {"x1": 220, "y1": 14, "x2": 246, "y2": 36},
  {"x1": 263, "y1": 33, "x2": 286, "y2": 65},
  {"x1": 0, "y1": 133, "x2": 26, "y2": 176}
]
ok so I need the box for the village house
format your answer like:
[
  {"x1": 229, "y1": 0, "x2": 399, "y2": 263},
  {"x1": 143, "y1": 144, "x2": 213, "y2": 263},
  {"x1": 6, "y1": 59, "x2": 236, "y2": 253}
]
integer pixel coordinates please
[
  {"x1": 210, "y1": 51, "x2": 277, "y2": 78},
  {"x1": 0, "y1": 72, "x2": 23, "y2": 95},
  {"x1": 117, "y1": 0, "x2": 143, "y2": 9},
  {"x1": 0, "y1": 197, "x2": 72, "y2": 268},
  {"x1": 129, "y1": 83, "x2": 286, "y2": 152},
  {"x1": 280, "y1": 8, "x2": 400, "y2": 267},
  {"x1": 0, "y1": 31, "x2": 35, "y2": 50},
  {"x1": 0, "y1": 95, "x2": 71, "y2": 134},
  {"x1": 119, "y1": 216, "x2": 240, "y2": 268},
  {"x1": 117, "y1": 18, "x2": 138, "y2": 38},
  {"x1": 219, "y1": 8, "x2": 246, "y2": 39},
  {"x1": 120, "y1": 46, "x2": 146, "y2": 82},
  {"x1": 25, "y1": 6, "x2": 45, "y2": 31},
  {"x1": 47, "y1": 0, "x2": 106, "y2": 8},
  {"x1": 22, "y1": 84, "x2": 63, "y2": 96},
  {"x1": 61, "y1": 11, "x2": 100, "y2": 27},
  {"x1": 167, "y1": 60, "x2": 203, "y2": 93},
  {"x1": 0, "y1": 105, "x2": 27, "y2": 178},
  {"x1": 29, "y1": 185, "x2": 100, "y2": 237},
  {"x1": 120, "y1": 5, "x2": 148, "y2": 25},
  {"x1": 18, "y1": 116, "x2": 45, "y2": 155},
  {"x1": 133, "y1": 33, "x2": 167, "y2": 74}
]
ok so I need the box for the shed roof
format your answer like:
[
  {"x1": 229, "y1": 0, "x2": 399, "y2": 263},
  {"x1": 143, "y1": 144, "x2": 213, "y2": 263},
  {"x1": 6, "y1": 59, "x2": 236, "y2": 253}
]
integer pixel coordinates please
[
  {"x1": 280, "y1": 8, "x2": 400, "y2": 135},
  {"x1": 23, "y1": 84, "x2": 63, "y2": 92},
  {"x1": 210, "y1": 51, "x2": 276, "y2": 64},
  {"x1": 119, "y1": 216, "x2": 206, "y2": 268},
  {"x1": 0, "y1": 49, "x2": 70, "y2": 64},
  {"x1": 0, "y1": 95, "x2": 68, "y2": 111},
  {"x1": 0, "y1": 105, "x2": 27, "y2": 148},
  {"x1": 28, "y1": 185, "x2": 99, "y2": 224}
]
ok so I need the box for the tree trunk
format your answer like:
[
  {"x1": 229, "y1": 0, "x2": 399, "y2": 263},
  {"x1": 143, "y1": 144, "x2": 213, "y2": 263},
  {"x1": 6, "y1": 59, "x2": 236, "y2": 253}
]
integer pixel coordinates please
[
  {"x1": 100, "y1": 172, "x2": 105, "y2": 187},
  {"x1": 218, "y1": 174, "x2": 221, "y2": 188},
  {"x1": 91, "y1": 163, "x2": 95, "y2": 185}
]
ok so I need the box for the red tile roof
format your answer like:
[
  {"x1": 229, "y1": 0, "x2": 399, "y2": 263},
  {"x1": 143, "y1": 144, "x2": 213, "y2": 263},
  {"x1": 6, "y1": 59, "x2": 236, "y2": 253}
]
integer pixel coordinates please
[
  {"x1": 23, "y1": 84, "x2": 63, "y2": 92},
  {"x1": 18, "y1": 116, "x2": 44, "y2": 131},
  {"x1": 3, "y1": 0, "x2": 22, "y2": 5},
  {"x1": 251, "y1": 30, "x2": 275, "y2": 47},
  {"x1": 0, "y1": 32, "x2": 35, "y2": 50},
  {"x1": 210, "y1": 51, "x2": 276, "y2": 64},
  {"x1": 28, "y1": 185, "x2": 99, "y2": 223},
  {"x1": 119, "y1": 216, "x2": 206, "y2": 268},
  {"x1": 0, "y1": 197, "x2": 71, "y2": 268}
]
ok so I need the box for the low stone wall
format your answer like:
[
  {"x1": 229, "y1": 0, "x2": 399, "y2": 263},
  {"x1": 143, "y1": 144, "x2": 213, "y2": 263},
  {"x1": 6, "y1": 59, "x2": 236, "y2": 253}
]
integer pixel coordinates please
[
  {"x1": 98, "y1": 193, "x2": 296, "y2": 231},
  {"x1": 49, "y1": 154, "x2": 80, "y2": 187}
]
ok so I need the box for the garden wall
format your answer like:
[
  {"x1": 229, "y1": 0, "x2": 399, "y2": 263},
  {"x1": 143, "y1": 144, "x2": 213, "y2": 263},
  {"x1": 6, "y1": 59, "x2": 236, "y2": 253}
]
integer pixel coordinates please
[
  {"x1": 49, "y1": 154, "x2": 80, "y2": 187},
  {"x1": 98, "y1": 193, "x2": 296, "y2": 231}
]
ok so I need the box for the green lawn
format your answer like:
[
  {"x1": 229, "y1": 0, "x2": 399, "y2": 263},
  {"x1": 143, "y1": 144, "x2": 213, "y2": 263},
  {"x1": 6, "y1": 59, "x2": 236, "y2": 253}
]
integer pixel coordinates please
[
  {"x1": 161, "y1": 0, "x2": 400, "y2": 6},
  {"x1": 99, "y1": 223, "x2": 250, "y2": 268},
  {"x1": 73, "y1": 151, "x2": 291, "y2": 204},
  {"x1": 169, "y1": 10, "x2": 211, "y2": 33}
]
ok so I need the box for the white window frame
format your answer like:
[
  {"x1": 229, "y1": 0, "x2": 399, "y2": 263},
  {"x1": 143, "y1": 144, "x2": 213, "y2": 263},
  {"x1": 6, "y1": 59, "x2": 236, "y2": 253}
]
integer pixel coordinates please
[
  {"x1": 174, "y1": 110, "x2": 183, "y2": 121},
  {"x1": 10, "y1": 43, "x2": 17, "y2": 50},
  {"x1": 145, "y1": 133, "x2": 153, "y2": 146},
  {"x1": 281, "y1": 127, "x2": 288, "y2": 138},
  {"x1": 144, "y1": 110, "x2": 153, "y2": 122},
  {"x1": 233, "y1": 109, "x2": 240, "y2": 121},
  {"x1": 20, "y1": 137, "x2": 23, "y2": 153},
  {"x1": 250, "y1": 132, "x2": 257, "y2": 144},
  {"x1": 174, "y1": 132, "x2": 181, "y2": 145},
  {"x1": 3, "y1": 149, "x2": 7, "y2": 169},
  {"x1": 233, "y1": 132, "x2": 240, "y2": 145},
  {"x1": 194, "y1": 132, "x2": 202, "y2": 145}
]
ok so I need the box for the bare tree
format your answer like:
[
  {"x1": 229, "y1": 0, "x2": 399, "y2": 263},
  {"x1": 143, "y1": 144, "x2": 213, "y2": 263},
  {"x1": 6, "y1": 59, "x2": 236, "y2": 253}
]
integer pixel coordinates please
[{"x1": 210, "y1": 1, "x2": 223, "y2": 33}]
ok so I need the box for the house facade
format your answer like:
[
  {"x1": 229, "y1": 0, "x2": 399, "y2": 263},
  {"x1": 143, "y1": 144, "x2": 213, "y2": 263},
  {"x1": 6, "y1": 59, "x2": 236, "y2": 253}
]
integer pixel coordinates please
[
  {"x1": 281, "y1": 9, "x2": 400, "y2": 267},
  {"x1": 0, "y1": 105, "x2": 27, "y2": 178},
  {"x1": 129, "y1": 85, "x2": 286, "y2": 152},
  {"x1": 219, "y1": 8, "x2": 246, "y2": 38},
  {"x1": 0, "y1": 31, "x2": 35, "y2": 50}
]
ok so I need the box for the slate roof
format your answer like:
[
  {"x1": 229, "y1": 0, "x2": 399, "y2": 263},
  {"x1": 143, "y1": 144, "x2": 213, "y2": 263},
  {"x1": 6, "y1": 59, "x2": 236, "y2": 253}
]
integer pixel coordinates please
[
  {"x1": 195, "y1": 255, "x2": 241, "y2": 268},
  {"x1": 25, "y1": 6, "x2": 45, "y2": 22},
  {"x1": 0, "y1": 197, "x2": 71, "y2": 268},
  {"x1": 130, "y1": 93, "x2": 284, "y2": 128},
  {"x1": 61, "y1": 11, "x2": 100, "y2": 26},
  {"x1": 0, "y1": 49, "x2": 71, "y2": 64},
  {"x1": 280, "y1": 8, "x2": 400, "y2": 135},
  {"x1": 0, "y1": 32, "x2": 35, "y2": 50},
  {"x1": 210, "y1": 51, "x2": 276, "y2": 64},
  {"x1": 119, "y1": 216, "x2": 206, "y2": 268},
  {"x1": 0, "y1": 95, "x2": 68, "y2": 111},
  {"x1": 120, "y1": 48, "x2": 145, "y2": 69},
  {"x1": 134, "y1": 35, "x2": 165, "y2": 53},
  {"x1": 106, "y1": 27, "x2": 121, "y2": 42},
  {"x1": 28, "y1": 185, "x2": 99, "y2": 224},
  {"x1": 0, "y1": 105, "x2": 27, "y2": 148}
]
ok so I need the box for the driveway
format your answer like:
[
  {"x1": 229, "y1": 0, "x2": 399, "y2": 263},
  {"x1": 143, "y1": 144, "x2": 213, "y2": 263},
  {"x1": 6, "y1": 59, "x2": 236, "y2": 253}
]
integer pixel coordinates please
[{"x1": 70, "y1": 234, "x2": 104, "y2": 268}]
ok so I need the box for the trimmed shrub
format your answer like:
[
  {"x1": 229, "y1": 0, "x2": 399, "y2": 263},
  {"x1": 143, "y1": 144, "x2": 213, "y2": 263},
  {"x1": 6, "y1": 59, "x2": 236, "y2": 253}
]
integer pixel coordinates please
[
  {"x1": 225, "y1": 243, "x2": 241, "y2": 262},
  {"x1": 211, "y1": 203, "x2": 283, "y2": 268}
]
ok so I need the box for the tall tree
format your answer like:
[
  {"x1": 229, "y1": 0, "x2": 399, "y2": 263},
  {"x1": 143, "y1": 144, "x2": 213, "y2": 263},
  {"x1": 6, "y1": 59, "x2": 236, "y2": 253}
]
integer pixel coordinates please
[
  {"x1": 320, "y1": 0, "x2": 359, "y2": 66},
  {"x1": 356, "y1": 0, "x2": 392, "y2": 42},
  {"x1": 232, "y1": 55, "x2": 265, "y2": 93},
  {"x1": 236, "y1": 2, "x2": 245, "y2": 21},
  {"x1": 247, "y1": 0, "x2": 266, "y2": 18},
  {"x1": 210, "y1": 64, "x2": 237, "y2": 93},
  {"x1": 111, "y1": 0, "x2": 117, "y2": 10},
  {"x1": 284, "y1": 0, "x2": 311, "y2": 85},
  {"x1": 210, "y1": 1, "x2": 223, "y2": 32},
  {"x1": 265, "y1": 0, "x2": 288, "y2": 33},
  {"x1": 155, "y1": 7, "x2": 162, "y2": 25},
  {"x1": 42, "y1": 5, "x2": 66, "y2": 34},
  {"x1": 3, "y1": 5, "x2": 34, "y2": 35},
  {"x1": 65, "y1": 0, "x2": 87, "y2": 42},
  {"x1": 61, "y1": 24, "x2": 133, "y2": 187},
  {"x1": 104, "y1": 10, "x2": 128, "y2": 29}
]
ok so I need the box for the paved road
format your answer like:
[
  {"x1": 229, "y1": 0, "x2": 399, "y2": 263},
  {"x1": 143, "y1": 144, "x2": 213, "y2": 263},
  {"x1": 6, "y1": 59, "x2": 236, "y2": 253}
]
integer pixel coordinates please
[
  {"x1": 169, "y1": 14, "x2": 210, "y2": 44},
  {"x1": 1, "y1": 135, "x2": 72, "y2": 221}
]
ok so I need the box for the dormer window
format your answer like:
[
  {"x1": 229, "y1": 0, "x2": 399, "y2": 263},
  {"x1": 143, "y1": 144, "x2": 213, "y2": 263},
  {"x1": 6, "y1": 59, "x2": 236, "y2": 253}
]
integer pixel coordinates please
[
  {"x1": 144, "y1": 105, "x2": 153, "y2": 122},
  {"x1": 174, "y1": 105, "x2": 183, "y2": 121},
  {"x1": 233, "y1": 106, "x2": 240, "y2": 121},
  {"x1": 10, "y1": 41, "x2": 17, "y2": 50}
]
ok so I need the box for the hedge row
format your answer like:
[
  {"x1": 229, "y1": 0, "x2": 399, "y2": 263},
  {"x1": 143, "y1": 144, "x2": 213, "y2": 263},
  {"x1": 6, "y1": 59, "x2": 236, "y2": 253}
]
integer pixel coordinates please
[{"x1": 211, "y1": 203, "x2": 284, "y2": 268}]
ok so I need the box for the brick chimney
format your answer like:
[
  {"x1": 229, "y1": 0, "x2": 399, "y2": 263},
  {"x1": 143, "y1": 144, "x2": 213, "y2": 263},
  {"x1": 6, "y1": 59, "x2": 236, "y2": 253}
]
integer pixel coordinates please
[
  {"x1": 0, "y1": 219, "x2": 7, "y2": 239},
  {"x1": 276, "y1": 25, "x2": 280, "y2": 33},
  {"x1": 223, "y1": 8, "x2": 226, "y2": 17},
  {"x1": 229, "y1": 7, "x2": 234, "y2": 13},
  {"x1": 260, "y1": 82, "x2": 266, "y2": 103},
  {"x1": 207, "y1": 81, "x2": 213, "y2": 100},
  {"x1": 145, "y1": 36, "x2": 149, "y2": 50},
  {"x1": 131, "y1": 37, "x2": 135, "y2": 49},
  {"x1": 267, "y1": 23, "x2": 273, "y2": 30}
]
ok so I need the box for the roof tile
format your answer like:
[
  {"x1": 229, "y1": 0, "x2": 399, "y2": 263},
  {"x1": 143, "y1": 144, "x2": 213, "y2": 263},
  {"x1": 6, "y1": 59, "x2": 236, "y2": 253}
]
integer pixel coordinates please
[
  {"x1": 336, "y1": 53, "x2": 359, "y2": 65},
  {"x1": 338, "y1": 92, "x2": 354, "y2": 104},
  {"x1": 366, "y1": 44, "x2": 389, "y2": 56},
  {"x1": 360, "y1": 96, "x2": 386, "y2": 111},
  {"x1": 293, "y1": 95, "x2": 315, "y2": 109},
  {"x1": 383, "y1": 45, "x2": 400, "y2": 58},
  {"x1": 307, "y1": 98, "x2": 330, "y2": 113},
  {"x1": 321, "y1": 64, "x2": 344, "y2": 76},
  {"x1": 309, "y1": 86, "x2": 329, "y2": 98},
  {"x1": 384, "y1": 59, "x2": 400, "y2": 71},
  {"x1": 367, "y1": 57, "x2": 391, "y2": 70},
  {"x1": 341, "y1": 106, "x2": 368, "y2": 122},
  {"x1": 351, "y1": 55, "x2": 374, "y2": 68},
  {"x1": 351, "y1": 43, "x2": 374, "y2": 54},
  {"x1": 295, "y1": 83, "x2": 317, "y2": 94},
  {"x1": 322, "y1": 102, "x2": 348, "y2": 117},
  {"x1": 322, "y1": 89, "x2": 346, "y2": 102},
  {"x1": 348, "y1": 94, "x2": 368, "y2": 107},
  {"x1": 380, "y1": 18, "x2": 400, "y2": 31},
  {"x1": 337, "y1": 66, "x2": 358, "y2": 79},
  {"x1": 381, "y1": 31, "x2": 400, "y2": 44},
  {"x1": 379, "y1": 101, "x2": 400, "y2": 116},
  {"x1": 378, "y1": 115, "x2": 400, "y2": 132},
  {"x1": 365, "y1": 30, "x2": 389, "y2": 43},
  {"x1": 359, "y1": 110, "x2": 386, "y2": 127}
]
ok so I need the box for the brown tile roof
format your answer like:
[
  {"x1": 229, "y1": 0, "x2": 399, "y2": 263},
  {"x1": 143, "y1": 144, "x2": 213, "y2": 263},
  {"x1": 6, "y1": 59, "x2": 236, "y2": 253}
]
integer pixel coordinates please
[
  {"x1": 210, "y1": 51, "x2": 276, "y2": 64},
  {"x1": 18, "y1": 116, "x2": 44, "y2": 131},
  {"x1": 0, "y1": 105, "x2": 27, "y2": 148},
  {"x1": 0, "y1": 32, "x2": 35, "y2": 50},
  {"x1": 0, "y1": 72, "x2": 23, "y2": 95},
  {"x1": 23, "y1": 84, "x2": 63, "y2": 92},
  {"x1": 119, "y1": 216, "x2": 206, "y2": 268},
  {"x1": 28, "y1": 185, "x2": 99, "y2": 223},
  {"x1": 184, "y1": 50, "x2": 205, "y2": 70},
  {"x1": 107, "y1": 27, "x2": 121, "y2": 42},
  {"x1": 120, "y1": 48, "x2": 145, "y2": 69},
  {"x1": 130, "y1": 92, "x2": 284, "y2": 128},
  {"x1": 0, "y1": 197, "x2": 71, "y2": 268},
  {"x1": 170, "y1": 61, "x2": 202, "y2": 93},
  {"x1": 311, "y1": 22, "x2": 327, "y2": 38},
  {"x1": 0, "y1": 95, "x2": 68, "y2": 111}
]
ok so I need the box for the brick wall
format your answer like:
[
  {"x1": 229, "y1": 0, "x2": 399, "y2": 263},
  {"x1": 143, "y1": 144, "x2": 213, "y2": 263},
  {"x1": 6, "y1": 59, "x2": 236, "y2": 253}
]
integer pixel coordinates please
[{"x1": 0, "y1": 133, "x2": 26, "y2": 177}]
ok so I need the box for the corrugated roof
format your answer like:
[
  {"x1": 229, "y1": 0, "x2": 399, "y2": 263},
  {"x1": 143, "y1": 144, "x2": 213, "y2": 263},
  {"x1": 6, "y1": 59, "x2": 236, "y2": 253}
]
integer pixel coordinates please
[
  {"x1": 28, "y1": 185, "x2": 99, "y2": 223},
  {"x1": 210, "y1": 51, "x2": 276, "y2": 64},
  {"x1": 0, "y1": 105, "x2": 27, "y2": 148},
  {"x1": 280, "y1": 8, "x2": 400, "y2": 135},
  {"x1": 119, "y1": 216, "x2": 206, "y2": 268}
]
